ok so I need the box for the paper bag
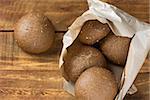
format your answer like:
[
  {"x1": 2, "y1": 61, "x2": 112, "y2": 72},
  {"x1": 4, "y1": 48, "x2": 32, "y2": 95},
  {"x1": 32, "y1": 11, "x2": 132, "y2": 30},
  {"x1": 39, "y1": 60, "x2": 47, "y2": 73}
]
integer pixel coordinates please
[{"x1": 59, "y1": 0, "x2": 150, "y2": 99}]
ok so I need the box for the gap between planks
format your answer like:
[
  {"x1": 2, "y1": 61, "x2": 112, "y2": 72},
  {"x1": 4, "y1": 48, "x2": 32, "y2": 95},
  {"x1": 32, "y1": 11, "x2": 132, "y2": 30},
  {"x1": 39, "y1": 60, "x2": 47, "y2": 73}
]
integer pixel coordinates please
[{"x1": 0, "y1": 30, "x2": 66, "y2": 33}]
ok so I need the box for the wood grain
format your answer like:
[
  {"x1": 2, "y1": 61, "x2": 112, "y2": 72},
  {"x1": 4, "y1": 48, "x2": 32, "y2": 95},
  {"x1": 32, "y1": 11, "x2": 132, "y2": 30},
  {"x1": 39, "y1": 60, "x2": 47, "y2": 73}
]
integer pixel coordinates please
[
  {"x1": 0, "y1": 70, "x2": 63, "y2": 89},
  {"x1": 0, "y1": 72, "x2": 149, "y2": 100},
  {"x1": 0, "y1": 89, "x2": 75, "y2": 100},
  {"x1": 0, "y1": 0, "x2": 88, "y2": 31},
  {"x1": 0, "y1": 0, "x2": 149, "y2": 31}
]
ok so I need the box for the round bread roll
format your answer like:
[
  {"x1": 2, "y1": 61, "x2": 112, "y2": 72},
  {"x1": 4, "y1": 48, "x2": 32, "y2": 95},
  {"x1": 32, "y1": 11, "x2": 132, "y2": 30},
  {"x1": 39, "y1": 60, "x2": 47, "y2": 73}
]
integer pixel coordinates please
[
  {"x1": 100, "y1": 34, "x2": 131, "y2": 65},
  {"x1": 63, "y1": 45, "x2": 107, "y2": 83},
  {"x1": 79, "y1": 20, "x2": 110, "y2": 45},
  {"x1": 75, "y1": 67, "x2": 117, "y2": 100},
  {"x1": 14, "y1": 12, "x2": 55, "y2": 54},
  {"x1": 64, "y1": 39, "x2": 83, "y2": 59},
  {"x1": 62, "y1": 39, "x2": 84, "y2": 81}
]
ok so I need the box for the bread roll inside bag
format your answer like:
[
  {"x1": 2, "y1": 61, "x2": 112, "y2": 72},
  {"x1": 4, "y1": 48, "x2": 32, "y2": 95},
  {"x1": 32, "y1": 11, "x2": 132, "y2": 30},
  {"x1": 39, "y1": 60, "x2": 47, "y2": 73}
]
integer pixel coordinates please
[{"x1": 59, "y1": 0, "x2": 150, "y2": 99}]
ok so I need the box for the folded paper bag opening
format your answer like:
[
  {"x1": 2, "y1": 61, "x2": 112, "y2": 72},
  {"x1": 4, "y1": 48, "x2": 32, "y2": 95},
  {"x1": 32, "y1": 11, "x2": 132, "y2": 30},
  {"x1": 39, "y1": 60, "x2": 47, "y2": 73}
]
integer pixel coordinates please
[{"x1": 59, "y1": 0, "x2": 150, "y2": 100}]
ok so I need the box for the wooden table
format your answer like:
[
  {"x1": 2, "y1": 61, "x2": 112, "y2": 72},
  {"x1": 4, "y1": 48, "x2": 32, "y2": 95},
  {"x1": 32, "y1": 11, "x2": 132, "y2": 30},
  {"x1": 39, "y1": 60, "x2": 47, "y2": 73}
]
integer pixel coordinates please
[{"x1": 0, "y1": 0, "x2": 149, "y2": 100}]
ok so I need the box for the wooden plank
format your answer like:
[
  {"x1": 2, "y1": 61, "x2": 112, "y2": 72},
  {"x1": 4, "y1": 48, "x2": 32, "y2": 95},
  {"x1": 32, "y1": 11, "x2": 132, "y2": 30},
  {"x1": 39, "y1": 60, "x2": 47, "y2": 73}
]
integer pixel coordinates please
[
  {"x1": 0, "y1": 32, "x2": 149, "y2": 72},
  {"x1": 0, "y1": 73, "x2": 149, "y2": 100},
  {"x1": 0, "y1": 0, "x2": 88, "y2": 31},
  {"x1": 0, "y1": 70, "x2": 63, "y2": 89},
  {"x1": 0, "y1": 70, "x2": 61, "y2": 82},
  {"x1": 0, "y1": 89, "x2": 75, "y2": 100},
  {"x1": 0, "y1": 0, "x2": 149, "y2": 31}
]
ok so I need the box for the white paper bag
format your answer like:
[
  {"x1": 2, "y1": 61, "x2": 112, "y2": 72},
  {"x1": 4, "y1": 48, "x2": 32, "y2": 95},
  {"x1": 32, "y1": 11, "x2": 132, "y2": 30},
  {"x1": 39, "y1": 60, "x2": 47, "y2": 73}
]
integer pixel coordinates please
[{"x1": 59, "y1": 0, "x2": 150, "y2": 100}]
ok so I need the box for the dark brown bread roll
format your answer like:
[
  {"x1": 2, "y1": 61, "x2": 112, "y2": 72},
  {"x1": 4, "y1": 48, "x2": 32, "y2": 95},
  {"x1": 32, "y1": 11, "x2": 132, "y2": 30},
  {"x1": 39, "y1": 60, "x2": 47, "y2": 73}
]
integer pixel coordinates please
[
  {"x1": 75, "y1": 67, "x2": 117, "y2": 100},
  {"x1": 100, "y1": 34, "x2": 131, "y2": 65},
  {"x1": 79, "y1": 20, "x2": 110, "y2": 45},
  {"x1": 63, "y1": 44, "x2": 107, "y2": 83},
  {"x1": 14, "y1": 12, "x2": 55, "y2": 54}
]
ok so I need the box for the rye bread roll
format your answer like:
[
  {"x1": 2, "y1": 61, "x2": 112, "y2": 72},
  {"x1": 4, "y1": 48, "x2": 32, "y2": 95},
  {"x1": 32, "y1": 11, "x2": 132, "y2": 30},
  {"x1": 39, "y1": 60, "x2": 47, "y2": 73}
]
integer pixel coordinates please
[
  {"x1": 79, "y1": 20, "x2": 110, "y2": 45},
  {"x1": 63, "y1": 42, "x2": 107, "y2": 83},
  {"x1": 100, "y1": 34, "x2": 131, "y2": 66},
  {"x1": 75, "y1": 67, "x2": 117, "y2": 100},
  {"x1": 14, "y1": 12, "x2": 55, "y2": 54}
]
